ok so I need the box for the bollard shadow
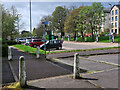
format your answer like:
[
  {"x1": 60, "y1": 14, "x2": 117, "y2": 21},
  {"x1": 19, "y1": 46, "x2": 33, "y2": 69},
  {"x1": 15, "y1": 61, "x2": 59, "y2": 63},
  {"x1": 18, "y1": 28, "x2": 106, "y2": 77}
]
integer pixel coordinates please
[
  {"x1": 22, "y1": 85, "x2": 46, "y2": 89},
  {"x1": 75, "y1": 77, "x2": 98, "y2": 80}
]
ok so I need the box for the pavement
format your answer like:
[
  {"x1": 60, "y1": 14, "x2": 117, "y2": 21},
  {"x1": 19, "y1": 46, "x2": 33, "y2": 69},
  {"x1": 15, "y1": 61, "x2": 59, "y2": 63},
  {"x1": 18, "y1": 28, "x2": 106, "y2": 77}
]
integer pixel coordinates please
[{"x1": 2, "y1": 44, "x2": 120, "y2": 89}]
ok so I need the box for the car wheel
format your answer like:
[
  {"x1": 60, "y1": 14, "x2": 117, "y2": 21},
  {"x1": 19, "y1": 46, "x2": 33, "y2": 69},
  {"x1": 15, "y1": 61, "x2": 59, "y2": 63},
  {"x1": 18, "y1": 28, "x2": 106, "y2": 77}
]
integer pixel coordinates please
[
  {"x1": 56, "y1": 47, "x2": 59, "y2": 50},
  {"x1": 33, "y1": 44, "x2": 37, "y2": 48}
]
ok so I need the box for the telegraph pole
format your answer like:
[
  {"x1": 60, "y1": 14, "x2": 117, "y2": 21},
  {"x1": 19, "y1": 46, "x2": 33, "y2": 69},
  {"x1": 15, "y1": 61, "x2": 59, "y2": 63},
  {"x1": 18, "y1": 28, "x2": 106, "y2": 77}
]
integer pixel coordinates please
[{"x1": 30, "y1": 0, "x2": 32, "y2": 37}]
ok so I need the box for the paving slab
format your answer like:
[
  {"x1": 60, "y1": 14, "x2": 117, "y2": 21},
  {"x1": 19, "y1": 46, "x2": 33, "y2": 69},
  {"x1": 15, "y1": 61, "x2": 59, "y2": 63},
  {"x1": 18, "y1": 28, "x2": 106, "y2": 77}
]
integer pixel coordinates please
[
  {"x1": 54, "y1": 57, "x2": 117, "y2": 71},
  {"x1": 87, "y1": 54, "x2": 119, "y2": 65},
  {"x1": 28, "y1": 75, "x2": 97, "y2": 88},
  {"x1": 83, "y1": 68, "x2": 119, "y2": 88}
]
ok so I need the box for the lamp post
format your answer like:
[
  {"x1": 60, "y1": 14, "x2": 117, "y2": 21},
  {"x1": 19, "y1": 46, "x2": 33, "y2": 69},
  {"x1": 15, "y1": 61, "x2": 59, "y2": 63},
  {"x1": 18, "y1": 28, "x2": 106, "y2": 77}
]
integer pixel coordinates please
[{"x1": 29, "y1": 0, "x2": 32, "y2": 38}]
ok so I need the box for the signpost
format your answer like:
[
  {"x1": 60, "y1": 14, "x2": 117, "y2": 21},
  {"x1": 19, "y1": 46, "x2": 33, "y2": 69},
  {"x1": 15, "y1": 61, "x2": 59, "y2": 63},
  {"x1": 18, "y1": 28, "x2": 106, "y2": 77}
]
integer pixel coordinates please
[{"x1": 42, "y1": 22, "x2": 48, "y2": 58}]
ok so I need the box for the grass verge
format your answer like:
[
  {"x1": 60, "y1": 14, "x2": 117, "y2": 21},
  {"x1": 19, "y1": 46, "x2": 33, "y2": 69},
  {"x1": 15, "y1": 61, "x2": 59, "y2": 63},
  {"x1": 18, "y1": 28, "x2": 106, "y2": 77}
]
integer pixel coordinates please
[
  {"x1": 47, "y1": 46, "x2": 120, "y2": 54},
  {"x1": 2, "y1": 82, "x2": 21, "y2": 89},
  {"x1": 12, "y1": 45, "x2": 45, "y2": 55}
]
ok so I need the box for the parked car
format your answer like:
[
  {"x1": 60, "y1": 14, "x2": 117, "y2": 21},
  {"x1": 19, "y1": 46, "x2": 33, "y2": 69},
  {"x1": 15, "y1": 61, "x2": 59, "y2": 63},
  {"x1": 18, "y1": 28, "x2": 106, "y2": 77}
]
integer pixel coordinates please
[
  {"x1": 25, "y1": 38, "x2": 31, "y2": 46},
  {"x1": 40, "y1": 40, "x2": 62, "y2": 50},
  {"x1": 18, "y1": 38, "x2": 26, "y2": 43},
  {"x1": 29, "y1": 39, "x2": 45, "y2": 48}
]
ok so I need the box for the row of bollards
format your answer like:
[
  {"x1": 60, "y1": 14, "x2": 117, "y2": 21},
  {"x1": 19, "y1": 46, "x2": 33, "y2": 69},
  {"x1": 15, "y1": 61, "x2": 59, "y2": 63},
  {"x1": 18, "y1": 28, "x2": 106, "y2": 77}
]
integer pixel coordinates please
[
  {"x1": 8, "y1": 47, "x2": 27, "y2": 87},
  {"x1": 8, "y1": 46, "x2": 41, "y2": 87},
  {"x1": 8, "y1": 46, "x2": 80, "y2": 88}
]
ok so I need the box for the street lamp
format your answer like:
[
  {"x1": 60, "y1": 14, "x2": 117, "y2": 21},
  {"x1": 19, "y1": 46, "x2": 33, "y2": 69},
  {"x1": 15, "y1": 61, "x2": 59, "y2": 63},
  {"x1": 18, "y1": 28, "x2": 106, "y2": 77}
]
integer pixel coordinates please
[{"x1": 29, "y1": 0, "x2": 32, "y2": 38}]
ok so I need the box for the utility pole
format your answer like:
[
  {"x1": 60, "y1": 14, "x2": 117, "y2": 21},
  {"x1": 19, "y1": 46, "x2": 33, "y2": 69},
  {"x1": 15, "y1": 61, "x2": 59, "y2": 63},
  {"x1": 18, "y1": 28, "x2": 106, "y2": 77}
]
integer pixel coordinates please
[{"x1": 30, "y1": 0, "x2": 32, "y2": 38}]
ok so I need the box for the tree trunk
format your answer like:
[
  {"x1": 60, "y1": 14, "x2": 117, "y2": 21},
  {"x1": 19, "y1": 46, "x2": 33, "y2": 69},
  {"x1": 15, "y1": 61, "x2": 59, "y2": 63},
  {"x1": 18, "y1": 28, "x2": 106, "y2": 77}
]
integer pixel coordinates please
[
  {"x1": 74, "y1": 31, "x2": 76, "y2": 41},
  {"x1": 91, "y1": 29, "x2": 94, "y2": 41},
  {"x1": 81, "y1": 31, "x2": 84, "y2": 40}
]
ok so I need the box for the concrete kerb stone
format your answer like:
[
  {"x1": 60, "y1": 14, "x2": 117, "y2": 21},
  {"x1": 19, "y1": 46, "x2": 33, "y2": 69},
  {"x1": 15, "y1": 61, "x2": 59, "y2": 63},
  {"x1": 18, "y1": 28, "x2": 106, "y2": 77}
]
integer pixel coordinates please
[{"x1": 8, "y1": 62, "x2": 18, "y2": 82}]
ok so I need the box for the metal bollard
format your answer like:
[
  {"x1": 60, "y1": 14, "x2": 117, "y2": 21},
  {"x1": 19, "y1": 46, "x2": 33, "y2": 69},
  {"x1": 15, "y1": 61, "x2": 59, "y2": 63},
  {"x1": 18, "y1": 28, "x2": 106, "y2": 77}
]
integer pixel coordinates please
[
  {"x1": 19, "y1": 56, "x2": 27, "y2": 87},
  {"x1": 36, "y1": 46, "x2": 39, "y2": 58},
  {"x1": 73, "y1": 53, "x2": 80, "y2": 79},
  {"x1": 8, "y1": 46, "x2": 12, "y2": 60}
]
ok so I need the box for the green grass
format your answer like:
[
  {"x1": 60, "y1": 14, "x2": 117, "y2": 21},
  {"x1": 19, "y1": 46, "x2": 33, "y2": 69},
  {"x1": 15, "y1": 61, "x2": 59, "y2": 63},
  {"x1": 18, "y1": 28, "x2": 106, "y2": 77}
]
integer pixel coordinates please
[
  {"x1": 47, "y1": 46, "x2": 120, "y2": 54},
  {"x1": 12, "y1": 45, "x2": 45, "y2": 55}
]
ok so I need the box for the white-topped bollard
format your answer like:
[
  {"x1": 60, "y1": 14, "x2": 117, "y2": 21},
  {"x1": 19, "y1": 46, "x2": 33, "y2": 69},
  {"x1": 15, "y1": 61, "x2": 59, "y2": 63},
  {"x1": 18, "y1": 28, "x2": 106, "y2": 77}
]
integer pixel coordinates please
[
  {"x1": 8, "y1": 46, "x2": 12, "y2": 60},
  {"x1": 73, "y1": 53, "x2": 80, "y2": 79},
  {"x1": 112, "y1": 35, "x2": 114, "y2": 43},
  {"x1": 36, "y1": 46, "x2": 39, "y2": 58},
  {"x1": 19, "y1": 56, "x2": 27, "y2": 87}
]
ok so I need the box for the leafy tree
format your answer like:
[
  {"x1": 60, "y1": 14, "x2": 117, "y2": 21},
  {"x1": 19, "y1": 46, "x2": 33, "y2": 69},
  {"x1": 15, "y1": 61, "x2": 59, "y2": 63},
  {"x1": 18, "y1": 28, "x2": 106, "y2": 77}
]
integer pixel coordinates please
[
  {"x1": 21, "y1": 30, "x2": 31, "y2": 37},
  {"x1": 52, "y1": 6, "x2": 67, "y2": 38},
  {"x1": 64, "y1": 6, "x2": 83, "y2": 40},
  {"x1": 75, "y1": 6, "x2": 90, "y2": 40},
  {"x1": 76, "y1": 2, "x2": 104, "y2": 41},
  {"x1": 2, "y1": 5, "x2": 20, "y2": 40},
  {"x1": 85, "y1": 2, "x2": 104, "y2": 40}
]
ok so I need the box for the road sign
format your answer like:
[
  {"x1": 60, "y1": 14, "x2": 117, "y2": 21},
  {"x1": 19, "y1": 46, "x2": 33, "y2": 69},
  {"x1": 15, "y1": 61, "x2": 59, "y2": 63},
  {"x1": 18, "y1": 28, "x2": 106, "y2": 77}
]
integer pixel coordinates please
[{"x1": 42, "y1": 22, "x2": 48, "y2": 25}]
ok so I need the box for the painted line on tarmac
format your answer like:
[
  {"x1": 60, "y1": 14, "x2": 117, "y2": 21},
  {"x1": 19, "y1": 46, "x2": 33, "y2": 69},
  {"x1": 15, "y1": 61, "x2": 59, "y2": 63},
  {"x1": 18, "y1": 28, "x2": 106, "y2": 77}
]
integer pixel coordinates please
[{"x1": 8, "y1": 62, "x2": 18, "y2": 82}]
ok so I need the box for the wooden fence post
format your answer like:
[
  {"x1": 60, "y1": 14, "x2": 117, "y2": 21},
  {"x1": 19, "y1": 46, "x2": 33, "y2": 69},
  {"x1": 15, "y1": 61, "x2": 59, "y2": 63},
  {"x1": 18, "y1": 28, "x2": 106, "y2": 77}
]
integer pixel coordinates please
[
  {"x1": 19, "y1": 56, "x2": 27, "y2": 87},
  {"x1": 36, "y1": 46, "x2": 39, "y2": 58},
  {"x1": 8, "y1": 46, "x2": 12, "y2": 60},
  {"x1": 73, "y1": 53, "x2": 80, "y2": 79}
]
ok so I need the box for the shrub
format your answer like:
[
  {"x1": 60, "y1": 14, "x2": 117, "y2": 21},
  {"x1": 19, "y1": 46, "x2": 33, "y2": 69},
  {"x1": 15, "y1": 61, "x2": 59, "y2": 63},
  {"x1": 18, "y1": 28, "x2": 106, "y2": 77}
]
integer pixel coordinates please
[
  {"x1": 2, "y1": 40, "x2": 21, "y2": 45},
  {"x1": 2, "y1": 44, "x2": 8, "y2": 57}
]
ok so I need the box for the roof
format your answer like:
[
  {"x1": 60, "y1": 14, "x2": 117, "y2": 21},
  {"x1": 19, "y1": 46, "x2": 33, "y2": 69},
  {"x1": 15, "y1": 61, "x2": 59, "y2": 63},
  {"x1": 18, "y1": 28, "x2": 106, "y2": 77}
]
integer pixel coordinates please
[
  {"x1": 111, "y1": 4, "x2": 120, "y2": 11},
  {"x1": 103, "y1": 8, "x2": 111, "y2": 13}
]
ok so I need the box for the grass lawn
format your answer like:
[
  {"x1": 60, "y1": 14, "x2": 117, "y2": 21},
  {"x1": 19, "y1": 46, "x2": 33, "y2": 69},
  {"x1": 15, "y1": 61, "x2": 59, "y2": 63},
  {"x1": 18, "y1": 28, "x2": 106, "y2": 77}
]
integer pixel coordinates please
[{"x1": 12, "y1": 45, "x2": 45, "y2": 55}]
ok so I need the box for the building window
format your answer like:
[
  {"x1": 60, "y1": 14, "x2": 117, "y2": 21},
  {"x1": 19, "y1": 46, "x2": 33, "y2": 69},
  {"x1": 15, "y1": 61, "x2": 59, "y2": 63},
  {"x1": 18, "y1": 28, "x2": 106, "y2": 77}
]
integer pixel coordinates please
[
  {"x1": 112, "y1": 17, "x2": 114, "y2": 21},
  {"x1": 115, "y1": 22, "x2": 117, "y2": 27},
  {"x1": 112, "y1": 10, "x2": 114, "y2": 15},
  {"x1": 112, "y1": 23, "x2": 114, "y2": 28},
  {"x1": 112, "y1": 29, "x2": 113, "y2": 33},
  {"x1": 115, "y1": 10, "x2": 118, "y2": 14},
  {"x1": 115, "y1": 29, "x2": 117, "y2": 33},
  {"x1": 115, "y1": 16, "x2": 117, "y2": 21}
]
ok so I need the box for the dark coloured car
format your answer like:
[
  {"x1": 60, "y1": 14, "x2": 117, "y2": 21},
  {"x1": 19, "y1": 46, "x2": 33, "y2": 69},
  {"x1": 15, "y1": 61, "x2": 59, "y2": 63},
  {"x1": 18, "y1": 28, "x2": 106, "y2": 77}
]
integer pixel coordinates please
[
  {"x1": 40, "y1": 40, "x2": 62, "y2": 50},
  {"x1": 29, "y1": 39, "x2": 45, "y2": 48}
]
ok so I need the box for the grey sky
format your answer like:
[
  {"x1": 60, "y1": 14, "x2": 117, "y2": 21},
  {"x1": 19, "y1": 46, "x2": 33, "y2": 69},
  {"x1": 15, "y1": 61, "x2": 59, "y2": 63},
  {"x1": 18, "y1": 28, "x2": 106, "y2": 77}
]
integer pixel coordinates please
[{"x1": 1, "y1": 1, "x2": 119, "y2": 33}]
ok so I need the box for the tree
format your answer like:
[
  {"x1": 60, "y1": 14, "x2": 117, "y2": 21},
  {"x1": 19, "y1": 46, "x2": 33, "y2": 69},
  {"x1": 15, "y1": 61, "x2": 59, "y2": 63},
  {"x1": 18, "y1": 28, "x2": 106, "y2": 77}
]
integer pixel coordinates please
[
  {"x1": 76, "y1": 2, "x2": 105, "y2": 41},
  {"x1": 85, "y1": 2, "x2": 104, "y2": 40},
  {"x1": 32, "y1": 28, "x2": 37, "y2": 36},
  {"x1": 52, "y1": 6, "x2": 67, "y2": 38},
  {"x1": 21, "y1": 30, "x2": 31, "y2": 37},
  {"x1": 2, "y1": 5, "x2": 20, "y2": 40},
  {"x1": 64, "y1": 6, "x2": 83, "y2": 40}
]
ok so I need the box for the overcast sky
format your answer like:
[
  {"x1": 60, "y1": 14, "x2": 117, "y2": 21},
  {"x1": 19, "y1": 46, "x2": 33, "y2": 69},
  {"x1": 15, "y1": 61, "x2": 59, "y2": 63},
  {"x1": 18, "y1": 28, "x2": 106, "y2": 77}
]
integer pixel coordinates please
[{"x1": 1, "y1": 0, "x2": 119, "y2": 33}]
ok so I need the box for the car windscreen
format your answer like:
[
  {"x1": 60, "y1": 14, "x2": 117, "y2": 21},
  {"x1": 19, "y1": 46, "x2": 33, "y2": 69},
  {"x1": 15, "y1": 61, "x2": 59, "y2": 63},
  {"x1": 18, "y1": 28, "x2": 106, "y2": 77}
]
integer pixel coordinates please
[{"x1": 33, "y1": 40, "x2": 41, "y2": 42}]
